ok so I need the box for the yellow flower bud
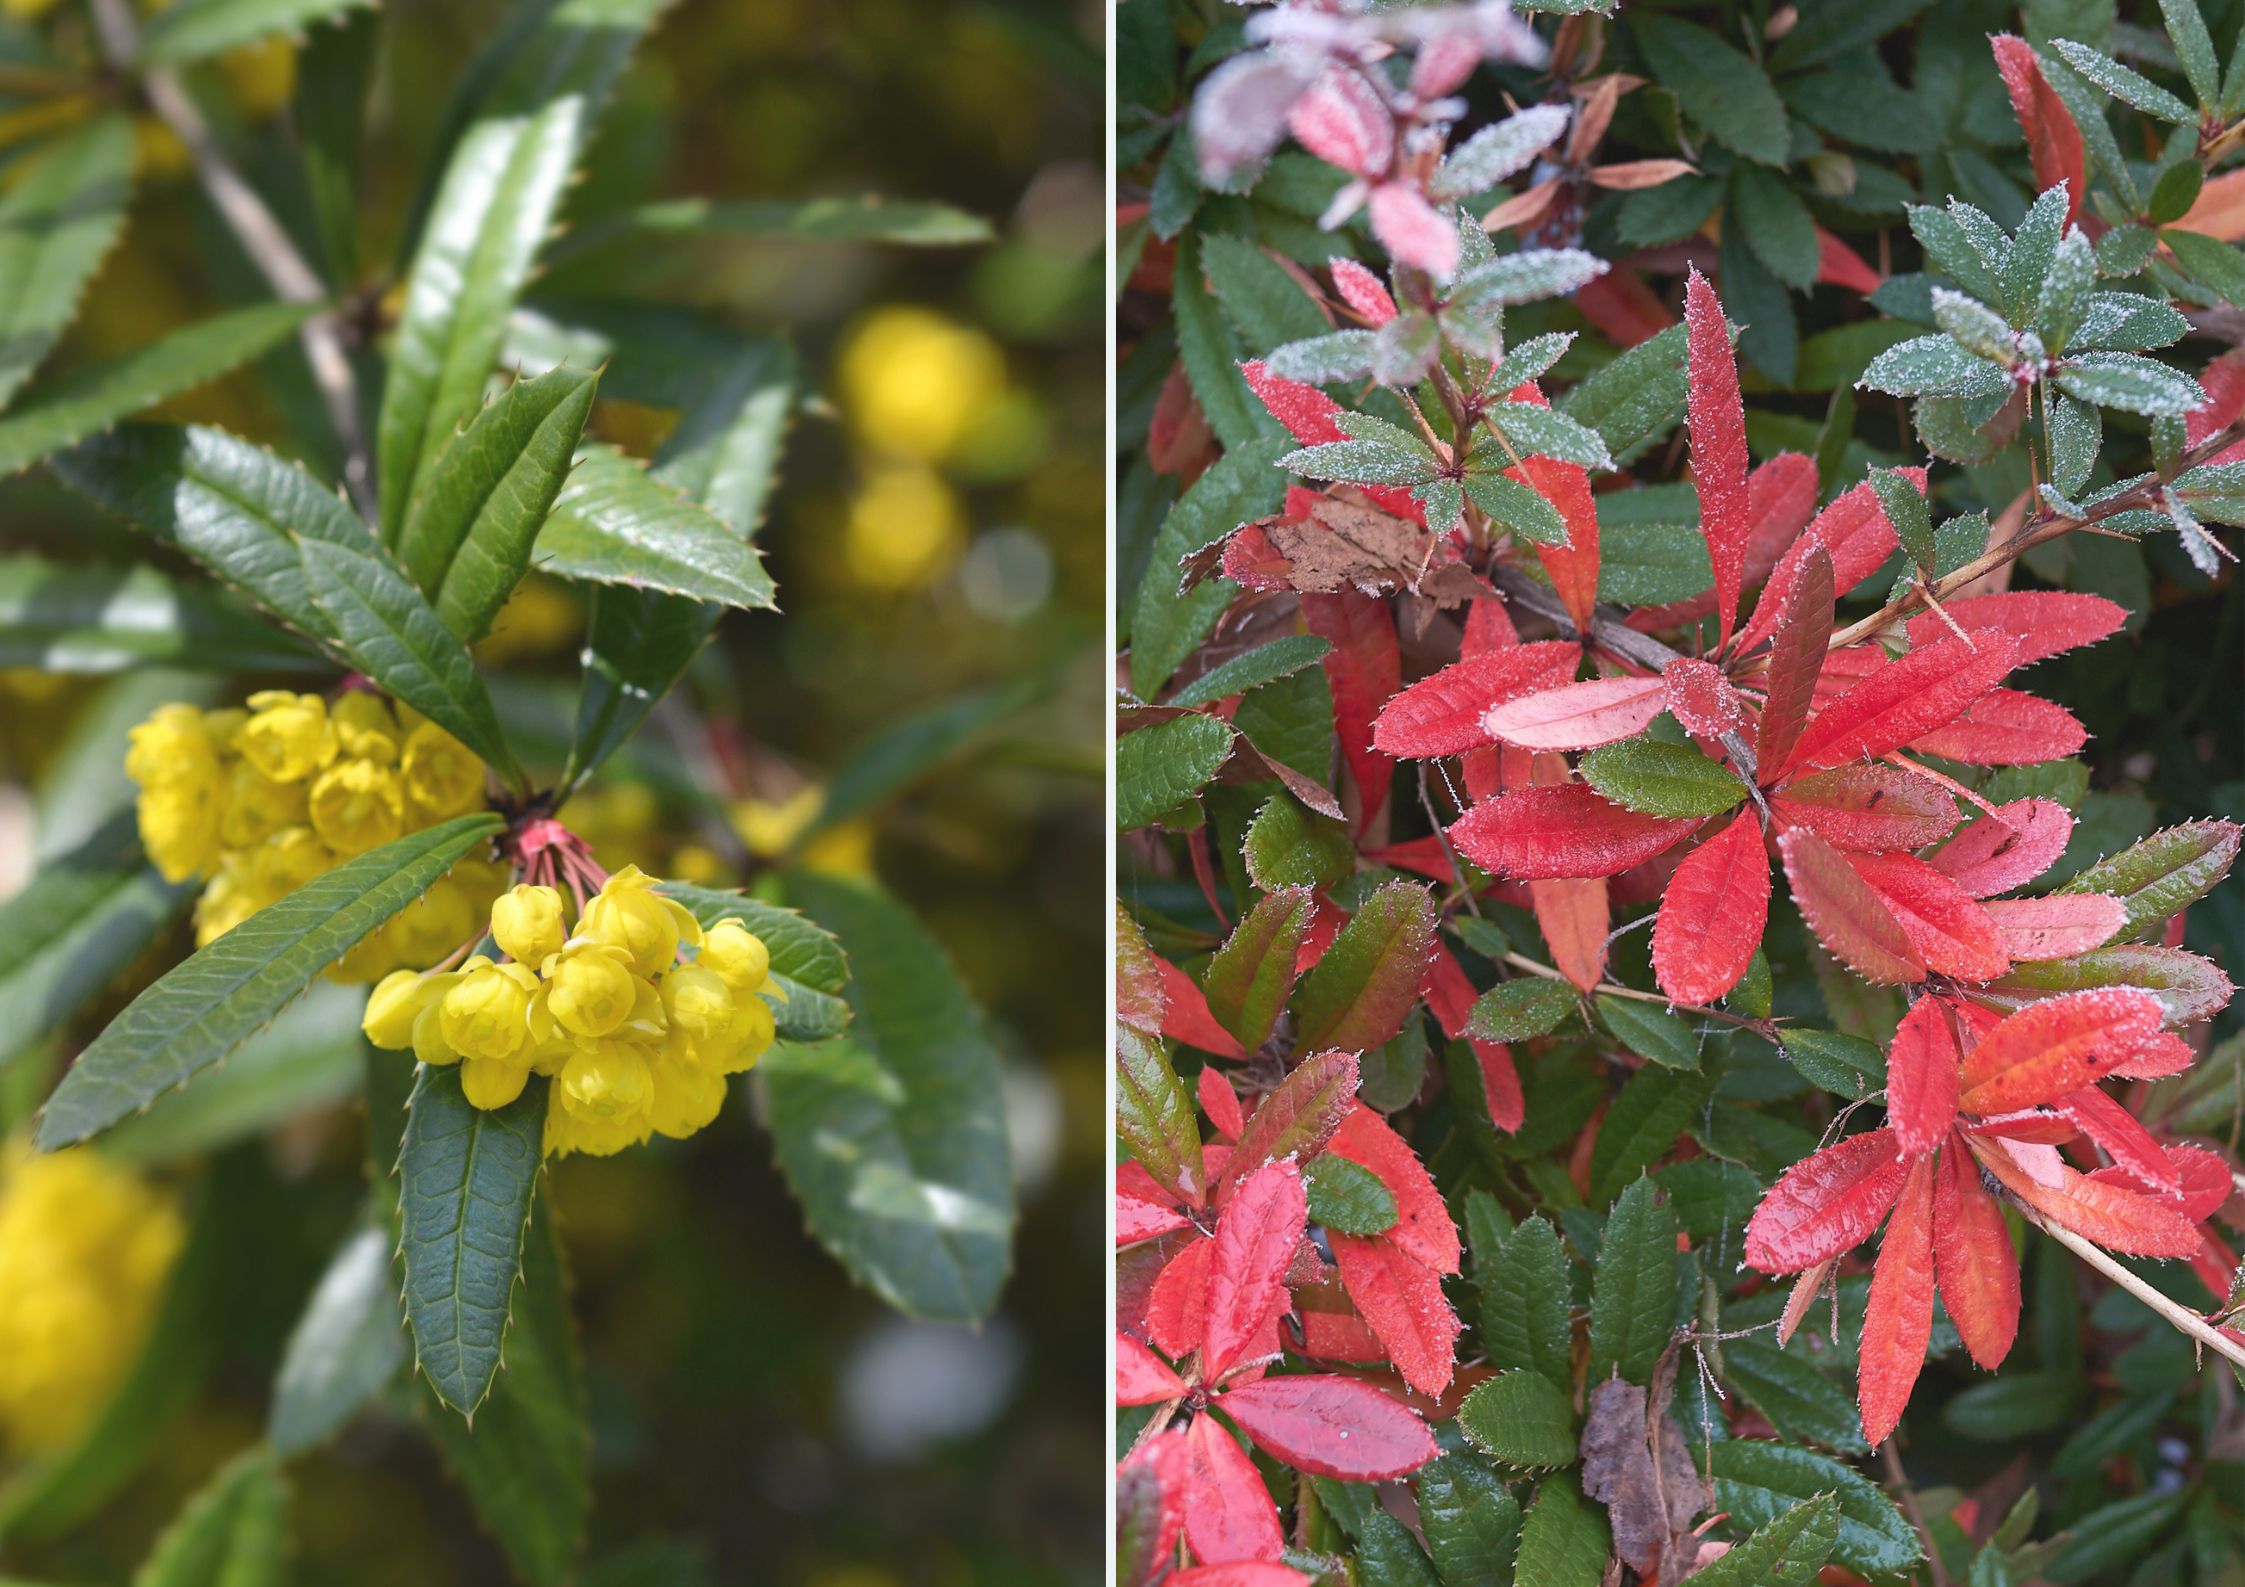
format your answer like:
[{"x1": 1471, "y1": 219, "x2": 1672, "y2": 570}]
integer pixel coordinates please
[
  {"x1": 538, "y1": 943, "x2": 643, "y2": 1039},
  {"x1": 364, "y1": 969, "x2": 440, "y2": 1048},
  {"x1": 579, "y1": 865, "x2": 703, "y2": 977},
  {"x1": 331, "y1": 691, "x2": 401, "y2": 763},
  {"x1": 491, "y1": 884, "x2": 567, "y2": 966},
  {"x1": 219, "y1": 759, "x2": 309, "y2": 848},
  {"x1": 401, "y1": 721, "x2": 486, "y2": 821},
  {"x1": 658, "y1": 965, "x2": 735, "y2": 1040},
  {"x1": 440, "y1": 960, "x2": 539, "y2": 1062},
  {"x1": 125, "y1": 703, "x2": 219, "y2": 789},
  {"x1": 138, "y1": 781, "x2": 223, "y2": 885},
  {"x1": 541, "y1": 1091, "x2": 648, "y2": 1158},
  {"x1": 308, "y1": 757, "x2": 404, "y2": 857},
  {"x1": 412, "y1": 999, "x2": 459, "y2": 1067},
  {"x1": 238, "y1": 691, "x2": 337, "y2": 783},
  {"x1": 558, "y1": 1044, "x2": 653, "y2": 1124},
  {"x1": 699, "y1": 918, "x2": 771, "y2": 994},
  {"x1": 710, "y1": 993, "x2": 776, "y2": 1076},
  {"x1": 647, "y1": 1041, "x2": 727, "y2": 1138},
  {"x1": 201, "y1": 707, "x2": 248, "y2": 751},
  {"x1": 460, "y1": 1056, "x2": 530, "y2": 1110}
]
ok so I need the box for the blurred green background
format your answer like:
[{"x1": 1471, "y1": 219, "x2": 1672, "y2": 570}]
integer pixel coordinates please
[{"x1": 0, "y1": 0, "x2": 1105, "y2": 1581}]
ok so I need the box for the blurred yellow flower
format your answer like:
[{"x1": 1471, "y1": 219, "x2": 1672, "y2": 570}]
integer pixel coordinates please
[
  {"x1": 0, "y1": 1144, "x2": 183, "y2": 1452},
  {"x1": 730, "y1": 787, "x2": 822, "y2": 858},
  {"x1": 474, "y1": 575, "x2": 584, "y2": 666},
  {"x1": 217, "y1": 37, "x2": 295, "y2": 118},
  {"x1": 842, "y1": 464, "x2": 966, "y2": 590},
  {"x1": 837, "y1": 306, "x2": 1005, "y2": 463}
]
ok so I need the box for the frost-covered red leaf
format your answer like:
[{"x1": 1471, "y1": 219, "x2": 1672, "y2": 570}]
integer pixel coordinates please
[
  {"x1": 1328, "y1": 1231, "x2": 1459, "y2": 1398},
  {"x1": 1858, "y1": 1155, "x2": 1936, "y2": 1446},
  {"x1": 1327, "y1": 1103, "x2": 1461, "y2": 1275},
  {"x1": 1744, "y1": 1127, "x2": 1907, "y2": 1274},
  {"x1": 1199, "y1": 1066, "x2": 1245, "y2": 1140},
  {"x1": 1183, "y1": 1412, "x2": 1286, "y2": 1564},
  {"x1": 1956, "y1": 989, "x2": 2179, "y2": 1115},
  {"x1": 1930, "y1": 799, "x2": 2074, "y2": 897},
  {"x1": 1451, "y1": 784, "x2": 1693, "y2": 880},
  {"x1": 1684, "y1": 269, "x2": 1752, "y2": 647},
  {"x1": 1780, "y1": 828, "x2": 1926, "y2": 985},
  {"x1": 1424, "y1": 944, "x2": 1522, "y2": 1132},
  {"x1": 1843, "y1": 852, "x2": 2009, "y2": 982},
  {"x1": 1372, "y1": 642, "x2": 1580, "y2": 757},
  {"x1": 1991, "y1": 34, "x2": 2086, "y2": 228},
  {"x1": 1908, "y1": 689, "x2": 2088, "y2": 766},
  {"x1": 1155, "y1": 955, "x2": 1252, "y2": 1059},
  {"x1": 1202, "y1": 1160, "x2": 1307, "y2": 1382},
  {"x1": 1886, "y1": 997, "x2": 1960, "y2": 1158},
  {"x1": 1904, "y1": 592, "x2": 2125, "y2": 666},
  {"x1": 1650, "y1": 810, "x2": 1769, "y2": 1006},
  {"x1": 1120, "y1": 1195, "x2": 1196, "y2": 1246},
  {"x1": 1661, "y1": 656, "x2": 1746, "y2": 739},
  {"x1": 1984, "y1": 894, "x2": 2130, "y2": 961},
  {"x1": 1779, "y1": 628, "x2": 2020, "y2": 779},
  {"x1": 1481, "y1": 675, "x2": 1669, "y2": 752},
  {"x1": 1218, "y1": 1374, "x2": 1437, "y2": 1480},
  {"x1": 1771, "y1": 763, "x2": 1959, "y2": 852},
  {"x1": 1228, "y1": 1051, "x2": 1361, "y2": 1183}
]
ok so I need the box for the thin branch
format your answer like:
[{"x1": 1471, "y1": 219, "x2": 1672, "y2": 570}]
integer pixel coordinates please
[
  {"x1": 87, "y1": 0, "x2": 376, "y2": 520},
  {"x1": 2020, "y1": 1206, "x2": 2245, "y2": 1374},
  {"x1": 1499, "y1": 948, "x2": 1780, "y2": 1038}
]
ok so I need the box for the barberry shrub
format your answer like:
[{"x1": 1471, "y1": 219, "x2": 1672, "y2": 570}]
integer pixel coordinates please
[
  {"x1": 1119, "y1": 2, "x2": 2245, "y2": 1583},
  {"x1": 0, "y1": 0, "x2": 1016, "y2": 1577}
]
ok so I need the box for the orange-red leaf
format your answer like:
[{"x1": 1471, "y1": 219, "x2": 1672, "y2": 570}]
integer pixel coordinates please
[
  {"x1": 1780, "y1": 828, "x2": 1926, "y2": 985},
  {"x1": 1328, "y1": 1104, "x2": 1461, "y2": 1275},
  {"x1": 1744, "y1": 1126, "x2": 1908, "y2": 1274},
  {"x1": 1200, "y1": 1065, "x2": 1245, "y2": 1139},
  {"x1": 1533, "y1": 875, "x2": 1610, "y2": 991},
  {"x1": 1845, "y1": 851, "x2": 2011, "y2": 982},
  {"x1": 1737, "y1": 474, "x2": 1919, "y2": 654},
  {"x1": 1119, "y1": 1333, "x2": 1189, "y2": 1405},
  {"x1": 1781, "y1": 628, "x2": 2021, "y2": 779},
  {"x1": 1991, "y1": 35, "x2": 2086, "y2": 229},
  {"x1": 1301, "y1": 592, "x2": 1401, "y2": 832},
  {"x1": 1203, "y1": 1161, "x2": 1307, "y2": 1382},
  {"x1": 1887, "y1": 997, "x2": 1960, "y2": 1158},
  {"x1": 1772, "y1": 763, "x2": 1959, "y2": 852},
  {"x1": 2058, "y1": 1086, "x2": 2182, "y2": 1201},
  {"x1": 1372, "y1": 642, "x2": 1581, "y2": 757},
  {"x1": 1506, "y1": 384, "x2": 1601, "y2": 635},
  {"x1": 1157, "y1": 956, "x2": 1251, "y2": 1059},
  {"x1": 1146, "y1": 1236, "x2": 1213, "y2": 1358},
  {"x1": 1971, "y1": 1136, "x2": 2201, "y2": 1258},
  {"x1": 1329, "y1": 1233, "x2": 1459, "y2": 1398},
  {"x1": 1859, "y1": 1154, "x2": 1936, "y2": 1446},
  {"x1": 1753, "y1": 542, "x2": 1833, "y2": 781},
  {"x1": 1908, "y1": 689, "x2": 2087, "y2": 766},
  {"x1": 1451, "y1": 785, "x2": 1694, "y2": 880},
  {"x1": 1984, "y1": 894, "x2": 2130, "y2": 961},
  {"x1": 1424, "y1": 945, "x2": 1523, "y2": 1132},
  {"x1": 1930, "y1": 799, "x2": 2073, "y2": 897},
  {"x1": 1933, "y1": 1137, "x2": 2020, "y2": 1371},
  {"x1": 1685, "y1": 267, "x2": 1751, "y2": 647},
  {"x1": 1482, "y1": 676, "x2": 1669, "y2": 752},
  {"x1": 1218, "y1": 1374, "x2": 1438, "y2": 1480},
  {"x1": 1905, "y1": 592, "x2": 2125, "y2": 667},
  {"x1": 1957, "y1": 989, "x2": 2172, "y2": 1115},
  {"x1": 1183, "y1": 1412, "x2": 1286, "y2": 1564},
  {"x1": 1651, "y1": 810, "x2": 1770, "y2": 1006}
]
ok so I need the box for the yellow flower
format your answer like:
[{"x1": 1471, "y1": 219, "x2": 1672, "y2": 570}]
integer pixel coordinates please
[
  {"x1": 647, "y1": 1040, "x2": 727, "y2": 1139},
  {"x1": 579, "y1": 865, "x2": 703, "y2": 977},
  {"x1": 657, "y1": 964, "x2": 736, "y2": 1040},
  {"x1": 841, "y1": 464, "x2": 966, "y2": 590},
  {"x1": 0, "y1": 1144, "x2": 183, "y2": 1452},
  {"x1": 331, "y1": 691, "x2": 401, "y2": 763},
  {"x1": 543, "y1": 1092, "x2": 650, "y2": 1158},
  {"x1": 536, "y1": 943, "x2": 645, "y2": 1040},
  {"x1": 710, "y1": 993, "x2": 776, "y2": 1076},
  {"x1": 364, "y1": 877, "x2": 474, "y2": 978},
  {"x1": 193, "y1": 855, "x2": 264, "y2": 946},
  {"x1": 364, "y1": 968, "x2": 441, "y2": 1048},
  {"x1": 255, "y1": 826, "x2": 333, "y2": 898},
  {"x1": 729, "y1": 786, "x2": 822, "y2": 858},
  {"x1": 139, "y1": 780, "x2": 223, "y2": 885},
  {"x1": 125, "y1": 703, "x2": 219, "y2": 789},
  {"x1": 461, "y1": 1056, "x2": 531, "y2": 1110},
  {"x1": 400, "y1": 721, "x2": 486, "y2": 822},
  {"x1": 837, "y1": 306, "x2": 1005, "y2": 462},
  {"x1": 556, "y1": 1044, "x2": 654, "y2": 1138},
  {"x1": 491, "y1": 884, "x2": 567, "y2": 967},
  {"x1": 698, "y1": 918, "x2": 771, "y2": 996},
  {"x1": 308, "y1": 757, "x2": 405, "y2": 856},
  {"x1": 201, "y1": 706, "x2": 248, "y2": 752},
  {"x1": 440, "y1": 960, "x2": 540, "y2": 1063},
  {"x1": 219, "y1": 759, "x2": 309, "y2": 848},
  {"x1": 238, "y1": 691, "x2": 338, "y2": 783}
]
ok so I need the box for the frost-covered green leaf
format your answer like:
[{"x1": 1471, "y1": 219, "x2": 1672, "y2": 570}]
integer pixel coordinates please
[
  {"x1": 2058, "y1": 821, "x2": 2240, "y2": 942},
  {"x1": 1435, "y1": 103, "x2": 1571, "y2": 198},
  {"x1": 1859, "y1": 334, "x2": 2011, "y2": 399},
  {"x1": 1930, "y1": 289, "x2": 2016, "y2": 366},
  {"x1": 1562, "y1": 322, "x2": 1687, "y2": 462},
  {"x1": 1871, "y1": 466, "x2": 1937, "y2": 571},
  {"x1": 1303, "y1": 1153, "x2": 1399, "y2": 1235},
  {"x1": 1458, "y1": 1370, "x2": 1577, "y2": 1468},
  {"x1": 2048, "y1": 394, "x2": 2101, "y2": 497},
  {"x1": 1465, "y1": 470, "x2": 1572, "y2": 547},
  {"x1": 1579, "y1": 739, "x2": 1746, "y2": 819},
  {"x1": 1487, "y1": 402, "x2": 1613, "y2": 470},
  {"x1": 1467, "y1": 977, "x2": 1577, "y2": 1043},
  {"x1": 2053, "y1": 38, "x2": 2196, "y2": 121},
  {"x1": 1453, "y1": 248, "x2": 1608, "y2": 309},
  {"x1": 1267, "y1": 328, "x2": 1378, "y2": 385},
  {"x1": 1486, "y1": 332, "x2": 1575, "y2": 395},
  {"x1": 1281, "y1": 438, "x2": 1443, "y2": 487},
  {"x1": 2068, "y1": 292, "x2": 2189, "y2": 353},
  {"x1": 1169, "y1": 634, "x2": 1332, "y2": 709},
  {"x1": 2055, "y1": 353, "x2": 2205, "y2": 416},
  {"x1": 1416, "y1": 1455, "x2": 1522, "y2": 1587}
]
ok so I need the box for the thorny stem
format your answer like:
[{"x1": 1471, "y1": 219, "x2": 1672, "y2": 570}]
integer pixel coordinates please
[
  {"x1": 2019, "y1": 1206, "x2": 2245, "y2": 1374},
  {"x1": 85, "y1": 0, "x2": 377, "y2": 521}
]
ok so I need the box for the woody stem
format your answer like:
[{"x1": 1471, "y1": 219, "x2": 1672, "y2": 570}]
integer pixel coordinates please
[{"x1": 2018, "y1": 1207, "x2": 2245, "y2": 1373}]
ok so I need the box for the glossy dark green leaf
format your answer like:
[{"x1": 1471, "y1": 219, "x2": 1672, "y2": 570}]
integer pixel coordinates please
[
  {"x1": 1243, "y1": 793, "x2": 1354, "y2": 891},
  {"x1": 1167, "y1": 634, "x2": 1331, "y2": 709},
  {"x1": 1634, "y1": 14, "x2": 1791, "y2": 164},
  {"x1": 1776, "y1": 1029, "x2": 1886, "y2": 1098},
  {"x1": 1588, "y1": 1176, "x2": 1679, "y2": 1386},
  {"x1": 1595, "y1": 997, "x2": 1703, "y2": 1072},
  {"x1": 1303, "y1": 1153, "x2": 1399, "y2": 1235},
  {"x1": 1701, "y1": 1440, "x2": 1920, "y2": 1577},
  {"x1": 1415, "y1": 1454, "x2": 1522, "y2": 1587},
  {"x1": 658, "y1": 882, "x2": 851, "y2": 1042},
  {"x1": 36, "y1": 813, "x2": 502, "y2": 1149},
  {"x1": 1723, "y1": 1340, "x2": 1866, "y2": 1454},
  {"x1": 1579, "y1": 739, "x2": 1746, "y2": 820},
  {"x1": 536, "y1": 443, "x2": 777, "y2": 611},
  {"x1": 138, "y1": 0, "x2": 372, "y2": 63},
  {"x1": 1513, "y1": 1474, "x2": 1609, "y2": 1587}
]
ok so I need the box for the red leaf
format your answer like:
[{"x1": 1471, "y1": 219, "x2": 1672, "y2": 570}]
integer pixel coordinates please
[
  {"x1": 1155, "y1": 956, "x2": 1251, "y2": 1059},
  {"x1": 1816, "y1": 228, "x2": 1884, "y2": 294},
  {"x1": 1957, "y1": 989, "x2": 2173, "y2": 1115},
  {"x1": 1170, "y1": 1564, "x2": 1312, "y2": 1587},
  {"x1": 1984, "y1": 894, "x2": 2130, "y2": 961},
  {"x1": 1737, "y1": 475, "x2": 1919, "y2": 654},
  {"x1": 1229, "y1": 1051, "x2": 1361, "y2": 1188},
  {"x1": 1119, "y1": 1333, "x2": 1189, "y2": 1405},
  {"x1": 1845, "y1": 851, "x2": 2011, "y2": 982},
  {"x1": 1933, "y1": 1136, "x2": 2021, "y2": 1371},
  {"x1": 1331, "y1": 257, "x2": 1397, "y2": 326},
  {"x1": 1907, "y1": 689, "x2": 2087, "y2": 766},
  {"x1": 1972, "y1": 1136, "x2": 2201, "y2": 1258},
  {"x1": 1483, "y1": 675, "x2": 1670, "y2": 751},
  {"x1": 1771, "y1": 763, "x2": 1960, "y2": 852},
  {"x1": 1859, "y1": 1154, "x2": 1936, "y2": 1446},
  {"x1": 1451, "y1": 785, "x2": 1694, "y2": 880},
  {"x1": 1991, "y1": 35, "x2": 2087, "y2": 229},
  {"x1": 1146, "y1": 1236, "x2": 1214, "y2": 1357},
  {"x1": 1120, "y1": 1430, "x2": 1192, "y2": 1584},
  {"x1": 1929, "y1": 799, "x2": 2074, "y2": 897},
  {"x1": 1905, "y1": 592, "x2": 2126, "y2": 667},
  {"x1": 1121, "y1": 1195, "x2": 1196, "y2": 1246},
  {"x1": 1780, "y1": 628, "x2": 2021, "y2": 779},
  {"x1": 1628, "y1": 454, "x2": 1819, "y2": 632},
  {"x1": 1302, "y1": 592, "x2": 1402, "y2": 832},
  {"x1": 1685, "y1": 267, "x2": 1752, "y2": 647},
  {"x1": 1296, "y1": 1308, "x2": 1387, "y2": 1363},
  {"x1": 1369, "y1": 181, "x2": 1459, "y2": 278},
  {"x1": 1218, "y1": 1374, "x2": 1438, "y2": 1480},
  {"x1": 2061, "y1": 1086, "x2": 2183, "y2": 1201},
  {"x1": 1424, "y1": 945, "x2": 1523, "y2": 1132},
  {"x1": 1744, "y1": 1126, "x2": 1908, "y2": 1274},
  {"x1": 1183, "y1": 1412, "x2": 1286, "y2": 1564},
  {"x1": 1201, "y1": 1066, "x2": 1246, "y2": 1139},
  {"x1": 1241, "y1": 360, "x2": 1348, "y2": 446},
  {"x1": 1371, "y1": 642, "x2": 1581, "y2": 757},
  {"x1": 1780, "y1": 828, "x2": 1927, "y2": 985},
  {"x1": 1651, "y1": 810, "x2": 1770, "y2": 1006},
  {"x1": 1753, "y1": 542, "x2": 1834, "y2": 781},
  {"x1": 2171, "y1": 1142, "x2": 2235, "y2": 1221},
  {"x1": 1329, "y1": 1103, "x2": 1462, "y2": 1275},
  {"x1": 1329, "y1": 1234, "x2": 1459, "y2": 1398},
  {"x1": 1505, "y1": 388, "x2": 1600, "y2": 634},
  {"x1": 1574, "y1": 264, "x2": 1676, "y2": 347},
  {"x1": 1662, "y1": 657, "x2": 1747, "y2": 739},
  {"x1": 1533, "y1": 875, "x2": 1611, "y2": 991},
  {"x1": 1887, "y1": 997, "x2": 1961, "y2": 1158},
  {"x1": 1204, "y1": 1161, "x2": 1308, "y2": 1382}
]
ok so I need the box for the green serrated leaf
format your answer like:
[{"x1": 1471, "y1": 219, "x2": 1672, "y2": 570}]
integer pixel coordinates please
[
  {"x1": 1700, "y1": 1440, "x2": 1920, "y2": 1577},
  {"x1": 0, "y1": 555, "x2": 317, "y2": 674},
  {"x1": 268, "y1": 1221, "x2": 405, "y2": 1455},
  {"x1": 1579, "y1": 739, "x2": 1745, "y2": 820},
  {"x1": 1243, "y1": 792, "x2": 1354, "y2": 891},
  {"x1": 1467, "y1": 978, "x2": 1576, "y2": 1043},
  {"x1": 0, "y1": 115, "x2": 133, "y2": 411},
  {"x1": 1304, "y1": 1152, "x2": 1400, "y2": 1235},
  {"x1": 1590, "y1": 1068, "x2": 1710, "y2": 1204},
  {"x1": 1634, "y1": 13, "x2": 1792, "y2": 164},
  {"x1": 1295, "y1": 881, "x2": 1437, "y2": 1052},
  {"x1": 1205, "y1": 885, "x2": 1315, "y2": 1052},
  {"x1": 2057, "y1": 820, "x2": 2240, "y2": 941},
  {"x1": 395, "y1": 366, "x2": 598, "y2": 640},
  {"x1": 1118, "y1": 714, "x2": 1235, "y2": 830},
  {"x1": 1725, "y1": 1341, "x2": 1866, "y2": 1454},
  {"x1": 1589, "y1": 1175, "x2": 1679, "y2": 1385},
  {"x1": 137, "y1": 0, "x2": 372, "y2": 64},
  {"x1": 1732, "y1": 165, "x2": 1821, "y2": 289},
  {"x1": 1514, "y1": 1474, "x2": 1609, "y2": 1587},
  {"x1": 1128, "y1": 431, "x2": 1290, "y2": 697},
  {"x1": 537, "y1": 442, "x2": 778, "y2": 612},
  {"x1": 1562, "y1": 322, "x2": 1688, "y2": 463},
  {"x1": 1480, "y1": 1214, "x2": 1573, "y2": 1395},
  {"x1": 1486, "y1": 403, "x2": 1614, "y2": 470},
  {"x1": 0, "y1": 301, "x2": 312, "y2": 479},
  {"x1": 1416, "y1": 1454, "x2": 1522, "y2": 1587},
  {"x1": 131, "y1": 1448, "x2": 286, "y2": 1587},
  {"x1": 2053, "y1": 37, "x2": 2197, "y2": 121},
  {"x1": 1117, "y1": 1026, "x2": 1204, "y2": 1203},
  {"x1": 1464, "y1": 469, "x2": 1572, "y2": 547},
  {"x1": 659, "y1": 883, "x2": 851, "y2": 1042},
  {"x1": 1776, "y1": 1029, "x2": 1886, "y2": 1098},
  {"x1": 1674, "y1": 1491, "x2": 1839, "y2": 1587},
  {"x1": 1458, "y1": 1370, "x2": 1578, "y2": 1467},
  {"x1": 36, "y1": 814, "x2": 502, "y2": 1149},
  {"x1": 1169, "y1": 634, "x2": 1332, "y2": 709},
  {"x1": 764, "y1": 875, "x2": 1015, "y2": 1320}
]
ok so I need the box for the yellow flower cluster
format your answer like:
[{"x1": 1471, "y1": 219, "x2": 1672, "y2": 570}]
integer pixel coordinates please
[
  {"x1": 125, "y1": 690, "x2": 505, "y2": 981},
  {"x1": 0, "y1": 1144, "x2": 183, "y2": 1453},
  {"x1": 362, "y1": 867, "x2": 778, "y2": 1158}
]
